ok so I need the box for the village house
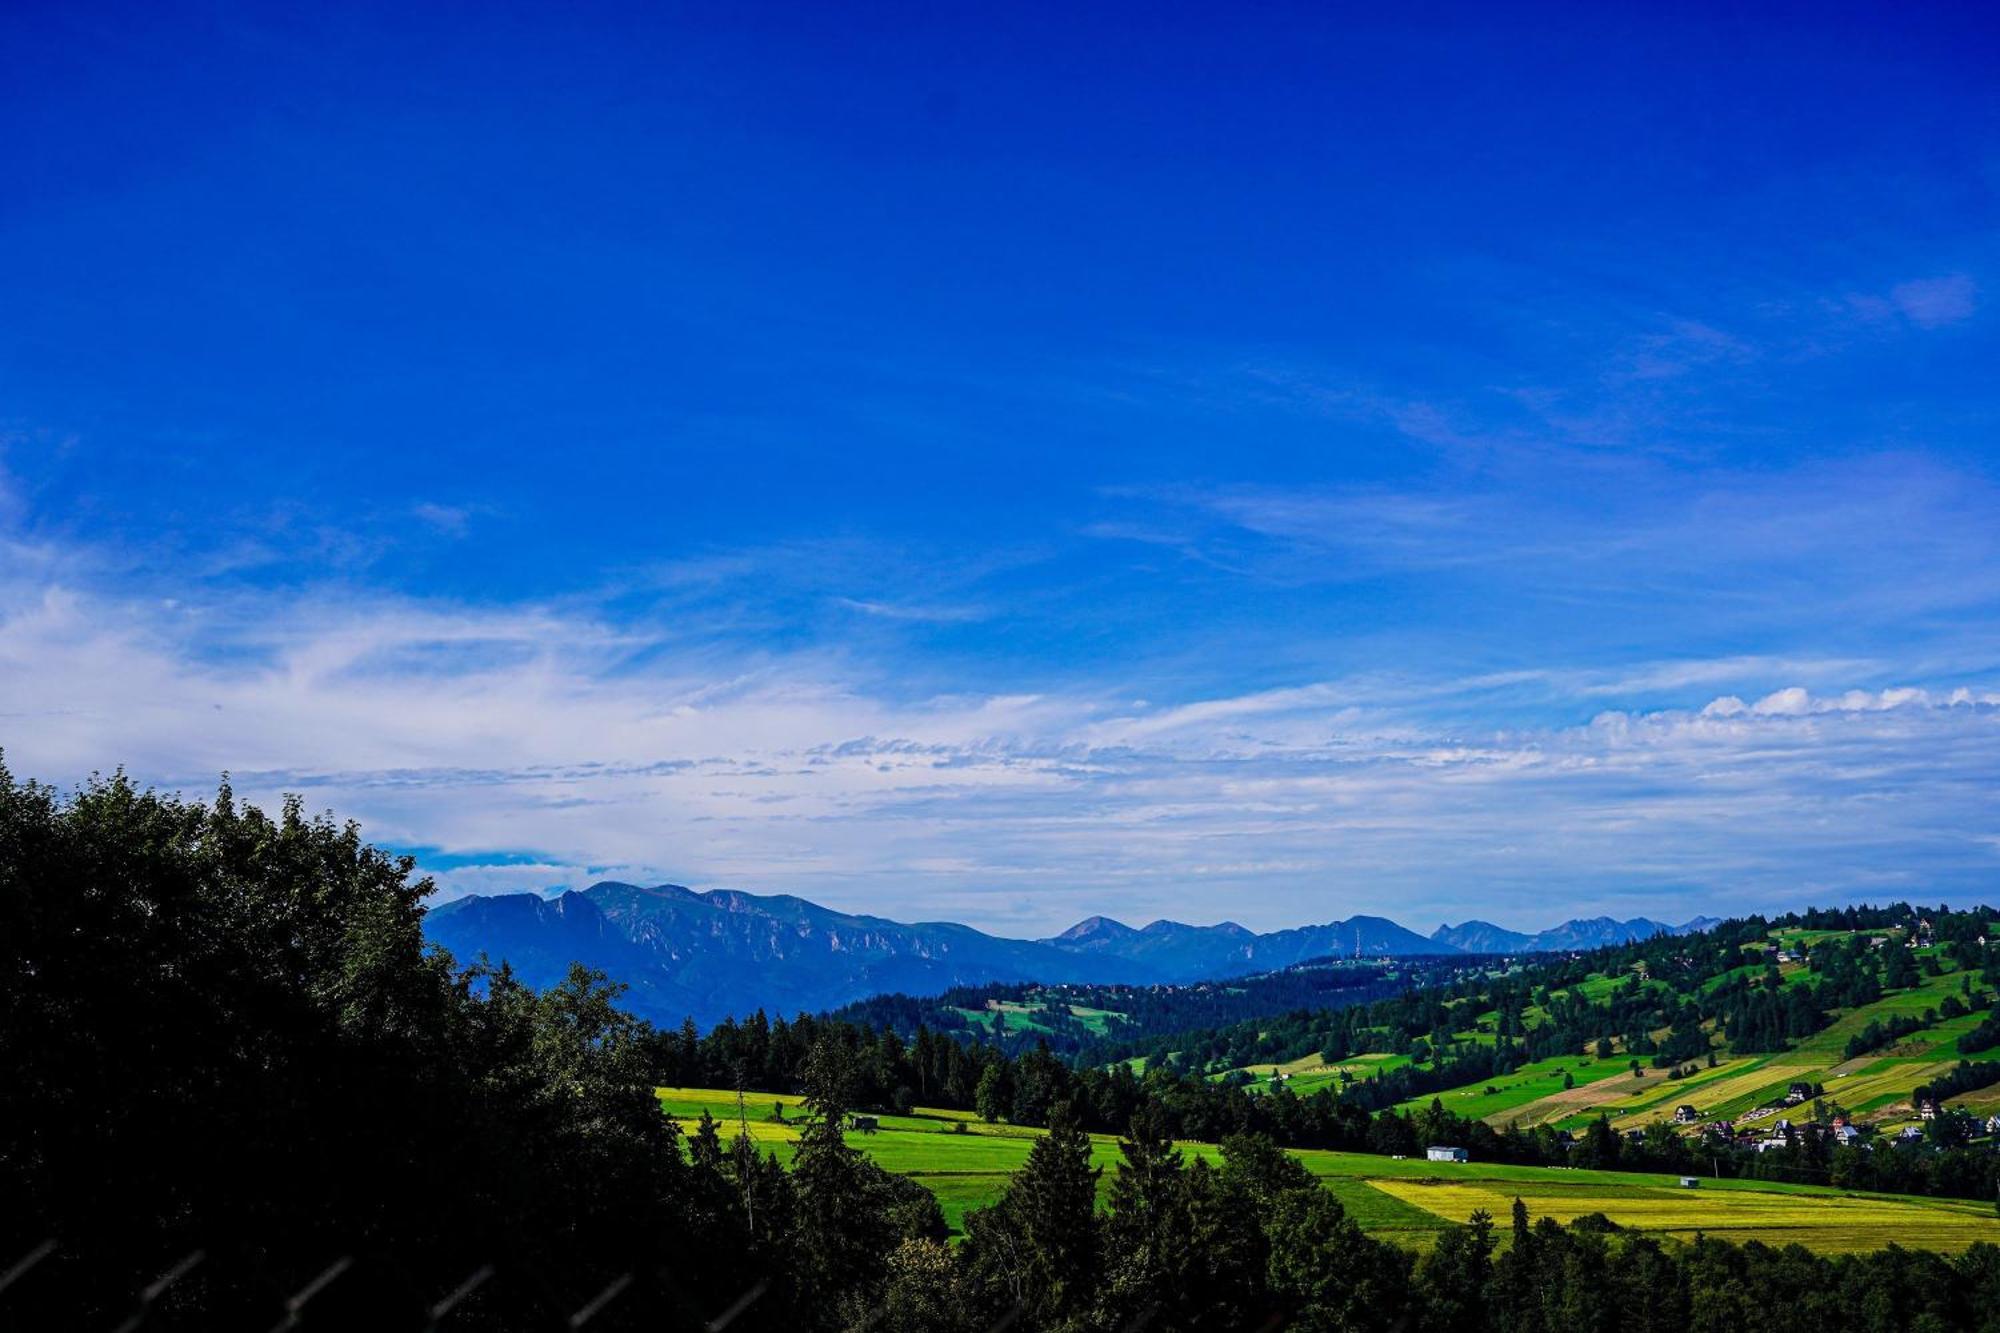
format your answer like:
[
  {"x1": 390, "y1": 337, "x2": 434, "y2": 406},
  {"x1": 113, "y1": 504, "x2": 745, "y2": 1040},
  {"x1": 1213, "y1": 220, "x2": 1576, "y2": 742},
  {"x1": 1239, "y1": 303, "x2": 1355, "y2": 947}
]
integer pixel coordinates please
[
  {"x1": 1674, "y1": 1104, "x2": 1701, "y2": 1125},
  {"x1": 1917, "y1": 1098, "x2": 1940, "y2": 1121},
  {"x1": 1833, "y1": 1124, "x2": 1861, "y2": 1145},
  {"x1": 1785, "y1": 1082, "x2": 1814, "y2": 1105}
]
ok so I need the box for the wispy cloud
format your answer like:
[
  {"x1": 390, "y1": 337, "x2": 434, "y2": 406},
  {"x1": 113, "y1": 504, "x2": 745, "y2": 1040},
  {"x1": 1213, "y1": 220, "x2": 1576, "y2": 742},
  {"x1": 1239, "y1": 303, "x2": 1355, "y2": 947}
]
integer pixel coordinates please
[
  {"x1": 3, "y1": 523, "x2": 1996, "y2": 932},
  {"x1": 1888, "y1": 274, "x2": 1978, "y2": 329},
  {"x1": 1098, "y1": 452, "x2": 2000, "y2": 630},
  {"x1": 411, "y1": 502, "x2": 475, "y2": 537},
  {"x1": 832, "y1": 596, "x2": 986, "y2": 623}
]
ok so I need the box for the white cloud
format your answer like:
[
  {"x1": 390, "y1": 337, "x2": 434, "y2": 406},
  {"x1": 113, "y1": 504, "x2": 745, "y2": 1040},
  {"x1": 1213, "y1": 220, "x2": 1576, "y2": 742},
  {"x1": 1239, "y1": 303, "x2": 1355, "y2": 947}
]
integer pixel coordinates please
[{"x1": 1751, "y1": 686, "x2": 1811, "y2": 716}]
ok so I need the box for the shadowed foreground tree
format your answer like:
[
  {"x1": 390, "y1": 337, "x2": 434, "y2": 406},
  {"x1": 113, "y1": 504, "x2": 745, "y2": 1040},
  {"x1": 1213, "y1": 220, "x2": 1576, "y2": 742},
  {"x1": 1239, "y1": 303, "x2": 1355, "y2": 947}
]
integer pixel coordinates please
[{"x1": 0, "y1": 768, "x2": 750, "y2": 1328}]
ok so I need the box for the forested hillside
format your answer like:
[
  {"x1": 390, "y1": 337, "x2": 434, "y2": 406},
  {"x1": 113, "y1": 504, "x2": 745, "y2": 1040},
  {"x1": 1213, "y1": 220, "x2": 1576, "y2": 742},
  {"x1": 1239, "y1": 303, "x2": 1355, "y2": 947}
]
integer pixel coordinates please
[{"x1": 823, "y1": 960, "x2": 1464, "y2": 1059}]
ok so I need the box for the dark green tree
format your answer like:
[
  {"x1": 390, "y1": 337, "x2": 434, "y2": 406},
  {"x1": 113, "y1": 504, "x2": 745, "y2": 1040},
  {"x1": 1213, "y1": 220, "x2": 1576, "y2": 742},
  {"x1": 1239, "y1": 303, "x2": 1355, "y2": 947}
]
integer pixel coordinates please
[
  {"x1": 1099, "y1": 1105, "x2": 1195, "y2": 1328},
  {"x1": 961, "y1": 1101, "x2": 1101, "y2": 1331},
  {"x1": 1417, "y1": 1208, "x2": 1495, "y2": 1333},
  {"x1": 1264, "y1": 1188, "x2": 1413, "y2": 1331}
]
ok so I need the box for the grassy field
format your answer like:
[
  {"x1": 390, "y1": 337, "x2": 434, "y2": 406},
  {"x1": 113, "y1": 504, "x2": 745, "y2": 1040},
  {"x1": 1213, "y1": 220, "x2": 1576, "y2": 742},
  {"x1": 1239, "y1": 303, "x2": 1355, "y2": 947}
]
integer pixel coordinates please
[
  {"x1": 655, "y1": 1086, "x2": 2000, "y2": 1252},
  {"x1": 1225, "y1": 1051, "x2": 1415, "y2": 1097},
  {"x1": 948, "y1": 994, "x2": 1126, "y2": 1037}
]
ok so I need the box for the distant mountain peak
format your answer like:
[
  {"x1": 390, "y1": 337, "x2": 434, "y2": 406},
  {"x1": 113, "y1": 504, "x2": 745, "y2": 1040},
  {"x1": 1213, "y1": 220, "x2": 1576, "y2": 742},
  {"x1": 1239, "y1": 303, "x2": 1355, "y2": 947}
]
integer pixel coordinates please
[
  {"x1": 1430, "y1": 919, "x2": 1534, "y2": 953},
  {"x1": 1055, "y1": 915, "x2": 1137, "y2": 941}
]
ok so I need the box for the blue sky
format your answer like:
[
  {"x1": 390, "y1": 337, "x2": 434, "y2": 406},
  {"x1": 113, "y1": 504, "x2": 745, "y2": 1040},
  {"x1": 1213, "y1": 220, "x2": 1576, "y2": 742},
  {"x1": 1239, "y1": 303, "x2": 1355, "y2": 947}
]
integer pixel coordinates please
[{"x1": 2, "y1": 2, "x2": 1997, "y2": 933}]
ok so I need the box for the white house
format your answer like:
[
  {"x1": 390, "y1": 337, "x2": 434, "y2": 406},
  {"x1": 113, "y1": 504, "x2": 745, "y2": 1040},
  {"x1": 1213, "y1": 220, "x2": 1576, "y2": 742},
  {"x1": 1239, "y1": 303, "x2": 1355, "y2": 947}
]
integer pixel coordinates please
[{"x1": 1426, "y1": 1145, "x2": 1469, "y2": 1163}]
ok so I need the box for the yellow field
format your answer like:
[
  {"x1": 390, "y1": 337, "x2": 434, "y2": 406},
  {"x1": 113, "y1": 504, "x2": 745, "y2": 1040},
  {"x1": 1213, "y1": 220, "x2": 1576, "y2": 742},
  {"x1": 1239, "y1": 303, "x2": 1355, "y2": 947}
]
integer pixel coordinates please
[{"x1": 1371, "y1": 1179, "x2": 2000, "y2": 1253}]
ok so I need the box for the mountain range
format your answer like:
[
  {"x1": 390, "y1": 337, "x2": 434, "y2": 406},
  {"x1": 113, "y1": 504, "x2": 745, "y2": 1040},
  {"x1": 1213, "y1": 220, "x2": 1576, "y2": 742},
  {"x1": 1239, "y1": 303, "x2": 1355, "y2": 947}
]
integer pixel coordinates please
[
  {"x1": 423, "y1": 882, "x2": 1720, "y2": 1026},
  {"x1": 1429, "y1": 915, "x2": 1723, "y2": 954}
]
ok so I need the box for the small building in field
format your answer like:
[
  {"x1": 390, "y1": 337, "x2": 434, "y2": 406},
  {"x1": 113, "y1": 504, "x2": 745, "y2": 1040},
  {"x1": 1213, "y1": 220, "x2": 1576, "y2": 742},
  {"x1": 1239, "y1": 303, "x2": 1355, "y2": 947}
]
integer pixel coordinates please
[
  {"x1": 1785, "y1": 1082, "x2": 1814, "y2": 1105},
  {"x1": 1917, "y1": 1098, "x2": 1940, "y2": 1121},
  {"x1": 1678, "y1": 1176, "x2": 1700, "y2": 1188},
  {"x1": 1426, "y1": 1145, "x2": 1469, "y2": 1163},
  {"x1": 849, "y1": 1114, "x2": 879, "y2": 1133},
  {"x1": 1674, "y1": 1104, "x2": 1701, "y2": 1125}
]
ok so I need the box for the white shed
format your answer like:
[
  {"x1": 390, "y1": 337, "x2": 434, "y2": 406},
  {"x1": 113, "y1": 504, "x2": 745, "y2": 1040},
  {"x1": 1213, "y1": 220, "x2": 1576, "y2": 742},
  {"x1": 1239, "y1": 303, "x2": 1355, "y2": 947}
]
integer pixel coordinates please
[{"x1": 1426, "y1": 1145, "x2": 1468, "y2": 1163}]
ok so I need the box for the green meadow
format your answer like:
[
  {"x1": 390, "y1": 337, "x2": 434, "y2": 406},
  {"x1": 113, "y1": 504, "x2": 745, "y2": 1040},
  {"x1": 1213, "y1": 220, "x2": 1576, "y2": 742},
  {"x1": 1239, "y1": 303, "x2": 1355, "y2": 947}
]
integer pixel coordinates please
[
  {"x1": 656, "y1": 1085, "x2": 2000, "y2": 1252},
  {"x1": 948, "y1": 994, "x2": 1126, "y2": 1037}
]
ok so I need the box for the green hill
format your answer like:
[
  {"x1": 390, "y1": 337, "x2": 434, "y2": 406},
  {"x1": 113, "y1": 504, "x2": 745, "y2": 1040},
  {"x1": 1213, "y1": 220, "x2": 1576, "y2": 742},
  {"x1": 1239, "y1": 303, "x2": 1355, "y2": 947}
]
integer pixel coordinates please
[{"x1": 1333, "y1": 926, "x2": 2000, "y2": 1136}]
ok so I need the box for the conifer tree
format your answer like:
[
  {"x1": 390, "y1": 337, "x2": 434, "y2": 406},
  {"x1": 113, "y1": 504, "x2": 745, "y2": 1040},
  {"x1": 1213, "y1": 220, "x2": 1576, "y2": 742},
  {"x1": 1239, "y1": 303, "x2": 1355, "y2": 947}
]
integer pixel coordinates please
[{"x1": 961, "y1": 1099, "x2": 1101, "y2": 1331}]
